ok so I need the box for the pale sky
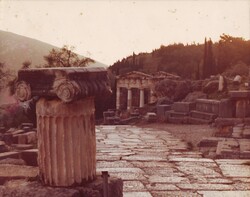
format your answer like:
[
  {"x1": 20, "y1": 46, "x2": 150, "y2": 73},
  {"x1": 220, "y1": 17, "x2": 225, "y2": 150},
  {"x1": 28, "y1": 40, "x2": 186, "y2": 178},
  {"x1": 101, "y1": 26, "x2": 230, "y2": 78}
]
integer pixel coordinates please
[{"x1": 0, "y1": 0, "x2": 249, "y2": 65}]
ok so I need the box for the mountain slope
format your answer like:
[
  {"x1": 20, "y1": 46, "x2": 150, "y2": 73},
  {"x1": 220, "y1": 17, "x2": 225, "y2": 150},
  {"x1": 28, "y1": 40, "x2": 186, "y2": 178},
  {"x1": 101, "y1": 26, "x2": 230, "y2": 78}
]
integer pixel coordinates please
[{"x1": 0, "y1": 30, "x2": 107, "y2": 70}]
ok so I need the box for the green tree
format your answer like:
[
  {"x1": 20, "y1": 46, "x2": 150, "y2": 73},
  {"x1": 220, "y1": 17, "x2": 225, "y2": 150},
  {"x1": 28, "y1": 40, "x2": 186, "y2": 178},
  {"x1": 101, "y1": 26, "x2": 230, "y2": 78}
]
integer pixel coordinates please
[
  {"x1": 202, "y1": 38, "x2": 216, "y2": 78},
  {"x1": 43, "y1": 45, "x2": 95, "y2": 68},
  {"x1": 217, "y1": 34, "x2": 250, "y2": 73},
  {"x1": 22, "y1": 60, "x2": 32, "y2": 69}
]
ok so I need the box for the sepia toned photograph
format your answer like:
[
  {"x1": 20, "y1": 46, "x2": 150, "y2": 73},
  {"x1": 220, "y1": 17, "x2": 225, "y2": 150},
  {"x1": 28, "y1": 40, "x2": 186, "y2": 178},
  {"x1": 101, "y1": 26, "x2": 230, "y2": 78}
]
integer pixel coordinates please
[{"x1": 0, "y1": 0, "x2": 249, "y2": 196}]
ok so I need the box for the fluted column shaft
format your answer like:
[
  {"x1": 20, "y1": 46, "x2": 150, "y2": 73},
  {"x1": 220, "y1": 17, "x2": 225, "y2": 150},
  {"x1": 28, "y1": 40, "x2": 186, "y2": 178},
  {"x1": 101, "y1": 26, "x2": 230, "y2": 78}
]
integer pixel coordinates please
[
  {"x1": 36, "y1": 97, "x2": 96, "y2": 186},
  {"x1": 116, "y1": 87, "x2": 120, "y2": 110},
  {"x1": 127, "y1": 88, "x2": 132, "y2": 110},
  {"x1": 139, "y1": 89, "x2": 145, "y2": 108}
]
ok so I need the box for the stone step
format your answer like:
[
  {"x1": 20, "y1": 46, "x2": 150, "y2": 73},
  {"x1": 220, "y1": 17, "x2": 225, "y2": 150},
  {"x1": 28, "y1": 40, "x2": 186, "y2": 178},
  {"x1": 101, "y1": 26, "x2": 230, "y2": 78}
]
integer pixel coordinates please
[
  {"x1": 188, "y1": 117, "x2": 212, "y2": 124},
  {"x1": 196, "y1": 99, "x2": 220, "y2": 115},
  {"x1": 190, "y1": 110, "x2": 217, "y2": 120},
  {"x1": 198, "y1": 137, "x2": 226, "y2": 147},
  {"x1": 0, "y1": 152, "x2": 20, "y2": 160},
  {"x1": 166, "y1": 110, "x2": 189, "y2": 118}
]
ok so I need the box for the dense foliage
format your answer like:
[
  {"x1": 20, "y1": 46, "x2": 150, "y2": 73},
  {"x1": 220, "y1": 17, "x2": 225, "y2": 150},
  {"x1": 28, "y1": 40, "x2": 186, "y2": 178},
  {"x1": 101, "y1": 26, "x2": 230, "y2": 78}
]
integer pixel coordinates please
[
  {"x1": 110, "y1": 34, "x2": 250, "y2": 79},
  {"x1": 0, "y1": 62, "x2": 15, "y2": 92}
]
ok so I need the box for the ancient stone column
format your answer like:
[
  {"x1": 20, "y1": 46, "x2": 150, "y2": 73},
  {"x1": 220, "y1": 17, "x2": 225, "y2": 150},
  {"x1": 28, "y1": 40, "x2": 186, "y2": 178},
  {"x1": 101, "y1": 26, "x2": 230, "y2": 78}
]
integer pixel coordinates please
[
  {"x1": 127, "y1": 88, "x2": 132, "y2": 110},
  {"x1": 139, "y1": 88, "x2": 144, "y2": 108},
  {"x1": 15, "y1": 67, "x2": 111, "y2": 187},
  {"x1": 149, "y1": 89, "x2": 155, "y2": 103},
  {"x1": 36, "y1": 97, "x2": 96, "y2": 186},
  {"x1": 116, "y1": 87, "x2": 120, "y2": 110}
]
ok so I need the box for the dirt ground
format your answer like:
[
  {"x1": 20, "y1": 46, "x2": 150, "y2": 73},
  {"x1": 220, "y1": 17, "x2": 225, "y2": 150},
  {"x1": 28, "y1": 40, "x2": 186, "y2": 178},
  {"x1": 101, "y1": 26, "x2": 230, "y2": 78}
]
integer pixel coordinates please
[{"x1": 138, "y1": 123, "x2": 216, "y2": 151}]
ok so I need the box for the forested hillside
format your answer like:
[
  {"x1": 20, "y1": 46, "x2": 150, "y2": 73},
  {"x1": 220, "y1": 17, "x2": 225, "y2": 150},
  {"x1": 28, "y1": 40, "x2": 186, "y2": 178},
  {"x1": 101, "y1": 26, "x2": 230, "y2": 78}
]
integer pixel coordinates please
[{"x1": 110, "y1": 34, "x2": 250, "y2": 79}]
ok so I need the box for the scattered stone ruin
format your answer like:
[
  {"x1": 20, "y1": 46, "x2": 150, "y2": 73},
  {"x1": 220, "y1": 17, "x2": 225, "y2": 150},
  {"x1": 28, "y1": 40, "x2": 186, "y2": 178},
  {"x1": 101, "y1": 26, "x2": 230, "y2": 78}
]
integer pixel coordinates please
[
  {"x1": 0, "y1": 67, "x2": 123, "y2": 196},
  {"x1": 116, "y1": 71, "x2": 179, "y2": 111}
]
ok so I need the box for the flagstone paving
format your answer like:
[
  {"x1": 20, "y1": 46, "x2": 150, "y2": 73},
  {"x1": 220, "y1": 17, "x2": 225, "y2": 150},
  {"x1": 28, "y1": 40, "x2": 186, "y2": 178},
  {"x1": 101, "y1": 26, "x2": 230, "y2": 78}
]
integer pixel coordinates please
[{"x1": 96, "y1": 125, "x2": 250, "y2": 197}]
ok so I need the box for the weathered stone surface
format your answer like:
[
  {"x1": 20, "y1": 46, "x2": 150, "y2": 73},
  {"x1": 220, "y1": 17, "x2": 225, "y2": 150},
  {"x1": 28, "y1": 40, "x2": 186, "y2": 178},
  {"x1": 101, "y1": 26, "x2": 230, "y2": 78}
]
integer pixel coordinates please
[
  {"x1": 36, "y1": 97, "x2": 96, "y2": 186},
  {"x1": 198, "y1": 191, "x2": 250, "y2": 197},
  {"x1": 149, "y1": 175, "x2": 189, "y2": 183},
  {"x1": 196, "y1": 99, "x2": 220, "y2": 115},
  {"x1": 229, "y1": 90, "x2": 250, "y2": 98},
  {"x1": 219, "y1": 164, "x2": 250, "y2": 177},
  {"x1": 95, "y1": 125, "x2": 250, "y2": 195},
  {"x1": 219, "y1": 99, "x2": 233, "y2": 118},
  {"x1": 0, "y1": 158, "x2": 26, "y2": 165},
  {"x1": 177, "y1": 183, "x2": 234, "y2": 190},
  {"x1": 123, "y1": 192, "x2": 153, "y2": 197},
  {"x1": 0, "y1": 152, "x2": 19, "y2": 160},
  {"x1": 198, "y1": 137, "x2": 225, "y2": 147},
  {"x1": 190, "y1": 110, "x2": 217, "y2": 121},
  {"x1": 146, "y1": 183, "x2": 179, "y2": 191},
  {"x1": 145, "y1": 112, "x2": 157, "y2": 123},
  {"x1": 156, "y1": 105, "x2": 171, "y2": 121},
  {"x1": 12, "y1": 144, "x2": 34, "y2": 151},
  {"x1": 15, "y1": 67, "x2": 111, "y2": 102},
  {"x1": 151, "y1": 191, "x2": 202, "y2": 197},
  {"x1": 0, "y1": 164, "x2": 38, "y2": 179},
  {"x1": 169, "y1": 157, "x2": 214, "y2": 163},
  {"x1": 123, "y1": 181, "x2": 146, "y2": 192},
  {"x1": 172, "y1": 102, "x2": 196, "y2": 113}
]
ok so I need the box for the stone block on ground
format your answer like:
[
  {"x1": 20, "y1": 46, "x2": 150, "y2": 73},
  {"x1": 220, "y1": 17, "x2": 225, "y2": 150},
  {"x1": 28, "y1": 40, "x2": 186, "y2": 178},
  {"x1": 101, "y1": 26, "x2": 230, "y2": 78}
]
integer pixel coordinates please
[
  {"x1": 20, "y1": 123, "x2": 34, "y2": 129},
  {"x1": 219, "y1": 99, "x2": 233, "y2": 118},
  {"x1": 0, "y1": 164, "x2": 38, "y2": 180},
  {"x1": 0, "y1": 152, "x2": 20, "y2": 161},
  {"x1": 196, "y1": 99, "x2": 220, "y2": 115},
  {"x1": 145, "y1": 113, "x2": 157, "y2": 123},
  {"x1": 0, "y1": 141, "x2": 8, "y2": 153},
  {"x1": 190, "y1": 110, "x2": 217, "y2": 121},
  {"x1": 12, "y1": 144, "x2": 34, "y2": 151},
  {"x1": 156, "y1": 105, "x2": 171, "y2": 121},
  {"x1": 166, "y1": 110, "x2": 189, "y2": 118},
  {"x1": 20, "y1": 149, "x2": 38, "y2": 166},
  {"x1": 216, "y1": 139, "x2": 240, "y2": 159},
  {"x1": 198, "y1": 137, "x2": 225, "y2": 147},
  {"x1": 232, "y1": 125, "x2": 244, "y2": 138},
  {"x1": 12, "y1": 129, "x2": 25, "y2": 135},
  {"x1": 243, "y1": 127, "x2": 250, "y2": 138},
  {"x1": 229, "y1": 90, "x2": 250, "y2": 98},
  {"x1": 239, "y1": 139, "x2": 250, "y2": 159},
  {"x1": 172, "y1": 102, "x2": 196, "y2": 113}
]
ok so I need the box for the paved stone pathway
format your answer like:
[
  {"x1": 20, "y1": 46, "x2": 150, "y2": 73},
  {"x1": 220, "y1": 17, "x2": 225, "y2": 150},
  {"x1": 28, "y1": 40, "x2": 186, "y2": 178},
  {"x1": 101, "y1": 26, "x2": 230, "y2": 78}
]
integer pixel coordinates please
[{"x1": 96, "y1": 125, "x2": 250, "y2": 197}]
